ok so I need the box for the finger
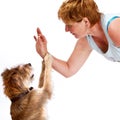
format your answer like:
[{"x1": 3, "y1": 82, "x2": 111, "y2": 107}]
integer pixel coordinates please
[
  {"x1": 37, "y1": 27, "x2": 42, "y2": 35},
  {"x1": 41, "y1": 35, "x2": 47, "y2": 42}
]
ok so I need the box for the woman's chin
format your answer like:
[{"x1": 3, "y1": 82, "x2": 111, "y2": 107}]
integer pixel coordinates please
[
  {"x1": 72, "y1": 34, "x2": 77, "y2": 38},
  {"x1": 74, "y1": 35, "x2": 79, "y2": 39}
]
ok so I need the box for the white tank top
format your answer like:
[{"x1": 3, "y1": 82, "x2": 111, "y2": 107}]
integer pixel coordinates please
[{"x1": 86, "y1": 13, "x2": 120, "y2": 62}]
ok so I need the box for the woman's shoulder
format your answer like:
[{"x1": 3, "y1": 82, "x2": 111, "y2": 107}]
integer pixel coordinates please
[
  {"x1": 101, "y1": 13, "x2": 120, "y2": 30},
  {"x1": 101, "y1": 13, "x2": 120, "y2": 23}
]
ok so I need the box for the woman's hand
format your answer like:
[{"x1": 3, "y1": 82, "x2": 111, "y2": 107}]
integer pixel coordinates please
[{"x1": 34, "y1": 27, "x2": 48, "y2": 58}]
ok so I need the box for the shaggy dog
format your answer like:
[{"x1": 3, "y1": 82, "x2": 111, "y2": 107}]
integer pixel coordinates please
[{"x1": 1, "y1": 53, "x2": 52, "y2": 120}]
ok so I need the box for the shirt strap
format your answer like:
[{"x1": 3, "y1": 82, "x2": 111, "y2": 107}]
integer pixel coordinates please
[{"x1": 107, "y1": 16, "x2": 120, "y2": 31}]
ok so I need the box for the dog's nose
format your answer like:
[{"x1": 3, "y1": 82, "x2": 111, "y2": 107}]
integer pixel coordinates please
[{"x1": 28, "y1": 63, "x2": 31, "y2": 66}]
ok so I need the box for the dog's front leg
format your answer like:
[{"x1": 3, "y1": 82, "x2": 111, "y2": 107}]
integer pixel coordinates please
[
  {"x1": 39, "y1": 60, "x2": 45, "y2": 88},
  {"x1": 39, "y1": 53, "x2": 53, "y2": 99}
]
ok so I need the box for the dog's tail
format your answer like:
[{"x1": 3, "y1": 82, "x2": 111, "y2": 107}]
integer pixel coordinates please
[{"x1": 39, "y1": 53, "x2": 53, "y2": 99}]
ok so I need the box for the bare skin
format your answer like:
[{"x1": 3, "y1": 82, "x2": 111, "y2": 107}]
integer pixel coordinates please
[{"x1": 34, "y1": 17, "x2": 120, "y2": 78}]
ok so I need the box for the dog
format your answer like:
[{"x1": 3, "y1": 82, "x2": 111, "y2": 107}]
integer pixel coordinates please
[{"x1": 1, "y1": 53, "x2": 53, "y2": 120}]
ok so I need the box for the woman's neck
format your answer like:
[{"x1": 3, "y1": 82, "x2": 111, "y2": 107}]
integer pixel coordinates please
[
  {"x1": 88, "y1": 21, "x2": 105, "y2": 39},
  {"x1": 88, "y1": 21, "x2": 108, "y2": 53}
]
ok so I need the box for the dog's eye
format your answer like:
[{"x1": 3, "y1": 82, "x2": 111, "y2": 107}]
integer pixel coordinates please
[
  {"x1": 11, "y1": 69, "x2": 18, "y2": 75},
  {"x1": 12, "y1": 72, "x2": 16, "y2": 75}
]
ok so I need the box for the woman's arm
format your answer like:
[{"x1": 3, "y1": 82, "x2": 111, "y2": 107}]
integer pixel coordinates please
[
  {"x1": 52, "y1": 38, "x2": 92, "y2": 77},
  {"x1": 34, "y1": 28, "x2": 92, "y2": 78}
]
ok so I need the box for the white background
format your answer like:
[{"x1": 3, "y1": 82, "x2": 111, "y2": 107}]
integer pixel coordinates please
[{"x1": 0, "y1": 0, "x2": 120, "y2": 120}]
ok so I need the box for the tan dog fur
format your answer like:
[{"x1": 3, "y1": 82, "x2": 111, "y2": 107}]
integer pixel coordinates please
[{"x1": 1, "y1": 53, "x2": 52, "y2": 120}]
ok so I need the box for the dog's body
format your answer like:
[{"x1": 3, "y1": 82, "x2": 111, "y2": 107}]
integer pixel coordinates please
[{"x1": 1, "y1": 54, "x2": 52, "y2": 120}]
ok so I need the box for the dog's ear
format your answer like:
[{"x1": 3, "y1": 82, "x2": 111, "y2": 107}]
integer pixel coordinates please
[{"x1": 1, "y1": 68, "x2": 10, "y2": 77}]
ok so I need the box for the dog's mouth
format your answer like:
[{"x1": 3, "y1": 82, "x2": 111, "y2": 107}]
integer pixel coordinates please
[
  {"x1": 26, "y1": 63, "x2": 34, "y2": 79},
  {"x1": 30, "y1": 68, "x2": 34, "y2": 82}
]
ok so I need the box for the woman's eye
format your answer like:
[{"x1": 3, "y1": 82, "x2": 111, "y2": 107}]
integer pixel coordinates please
[{"x1": 67, "y1": 25, "x2": 72, "y2": 28}]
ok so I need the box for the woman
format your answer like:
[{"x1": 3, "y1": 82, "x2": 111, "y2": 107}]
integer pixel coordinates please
[{"x1": 34, "y1": 0, "x2": 120, "y2": 78}]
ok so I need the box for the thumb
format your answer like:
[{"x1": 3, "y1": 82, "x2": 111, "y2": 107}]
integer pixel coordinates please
[{"x1": 33, "y1": 36, "x2": 37, "y2": 41}]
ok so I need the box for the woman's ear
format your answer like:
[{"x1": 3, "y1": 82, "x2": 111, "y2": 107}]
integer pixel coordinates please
[{"x1": 82, "y1": 17, "x2": 91, "y2": 27}]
